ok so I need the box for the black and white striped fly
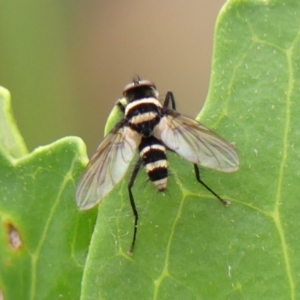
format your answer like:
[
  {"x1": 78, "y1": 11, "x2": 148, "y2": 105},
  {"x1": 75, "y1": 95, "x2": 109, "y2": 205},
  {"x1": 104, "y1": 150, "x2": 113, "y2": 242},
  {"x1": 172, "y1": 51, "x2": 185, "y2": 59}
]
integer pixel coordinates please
[{"x1": 76, "y1": 77, "x2": 239, "y2": 254}]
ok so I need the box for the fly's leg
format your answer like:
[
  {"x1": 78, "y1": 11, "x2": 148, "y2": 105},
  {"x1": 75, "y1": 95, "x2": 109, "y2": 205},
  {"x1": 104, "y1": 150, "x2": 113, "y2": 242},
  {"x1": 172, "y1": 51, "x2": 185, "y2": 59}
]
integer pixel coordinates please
[
  {"x1": 127, "y1": 159, "x2": 142, "y2": 255},
  {"x1": 163, "y1": 93, "x2": 229, "y2": 206},
  {"x1": 163, "y1": 91, "x2": 177, "y2": 110},
  {"x1": 116, "y1": 98, "x2": 126, "y2": 113},
  {"x1": 194, "y1": 164, "x2": 230, "y2": 207}
]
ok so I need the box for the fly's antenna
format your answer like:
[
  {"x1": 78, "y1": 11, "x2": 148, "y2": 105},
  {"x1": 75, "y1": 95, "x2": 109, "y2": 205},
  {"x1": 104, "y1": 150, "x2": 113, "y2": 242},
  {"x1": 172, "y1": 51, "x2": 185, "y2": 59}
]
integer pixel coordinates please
[{"x1": 132, "y1": 75, "x2": 142, "y2": 85}]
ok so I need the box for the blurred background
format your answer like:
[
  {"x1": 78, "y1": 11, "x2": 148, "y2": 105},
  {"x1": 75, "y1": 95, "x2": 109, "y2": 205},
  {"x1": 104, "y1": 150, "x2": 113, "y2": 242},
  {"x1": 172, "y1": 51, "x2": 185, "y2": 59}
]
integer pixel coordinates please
[{"x1": 0, "y1": 0, "x2": 226, "y2": 156}]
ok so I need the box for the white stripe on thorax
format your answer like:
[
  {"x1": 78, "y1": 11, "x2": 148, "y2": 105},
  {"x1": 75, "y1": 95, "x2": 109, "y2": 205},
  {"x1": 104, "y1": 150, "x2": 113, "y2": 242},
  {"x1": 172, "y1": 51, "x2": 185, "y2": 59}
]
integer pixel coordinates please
[
  {"x1": 125, "y1": 98, "x2": 162, "y2": 115},
  {"x1": 130, "y1": 112, "x2": 157, "y2": 124}
]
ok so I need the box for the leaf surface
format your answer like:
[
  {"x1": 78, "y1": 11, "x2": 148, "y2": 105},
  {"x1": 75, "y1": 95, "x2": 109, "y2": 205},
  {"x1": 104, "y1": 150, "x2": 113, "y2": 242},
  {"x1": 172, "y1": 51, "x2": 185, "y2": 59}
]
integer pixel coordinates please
[
  {"x1": 0, "y1": 87, "x2": 97, "y2": 299},
  {"x1": 80, "y1": 1, "x2": 300, "y2": 299},
  {"x1": 0, "y1": 87, "x2": 27, "y2": 158}
]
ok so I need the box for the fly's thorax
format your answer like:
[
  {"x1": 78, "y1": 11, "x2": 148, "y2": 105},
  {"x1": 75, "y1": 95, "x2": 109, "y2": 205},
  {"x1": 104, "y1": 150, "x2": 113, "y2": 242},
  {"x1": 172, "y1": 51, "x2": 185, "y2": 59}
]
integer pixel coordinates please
[
  {"x1": 125, "y1": 98, "x2": 162, "y2": 136},
  {"x1": 123, "y1": 84, "x2": 159, "y2": 102},
  {"x1": 139, "y1": 136, "x2": 168, "y2": 191},
  {"x1": 125, "y1": 98, "x2": 162, "y2": 116}
]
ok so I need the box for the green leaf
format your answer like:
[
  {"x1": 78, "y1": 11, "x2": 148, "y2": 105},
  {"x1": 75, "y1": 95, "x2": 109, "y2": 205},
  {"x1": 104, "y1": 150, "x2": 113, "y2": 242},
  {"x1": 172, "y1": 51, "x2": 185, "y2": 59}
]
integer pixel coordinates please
[
  {"x1": 80, "y1": 1, "x2": 300, "y2": 299},
  {"x1": 0, "y1": 88, "x2": 97, "y2": 299},
  {"x1": 0, "y1": 87, "x2": 28, "y2": 158}
]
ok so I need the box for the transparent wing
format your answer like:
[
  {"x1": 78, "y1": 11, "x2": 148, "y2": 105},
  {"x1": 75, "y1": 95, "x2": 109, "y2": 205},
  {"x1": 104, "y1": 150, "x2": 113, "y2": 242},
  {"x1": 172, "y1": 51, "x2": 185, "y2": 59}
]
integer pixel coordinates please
[
  {"x1": 76, "y1": 124, "x2": 141, "y2": 210},
  {"x1": 154, "y1": 111, "x2": 239, "y2": 172}
]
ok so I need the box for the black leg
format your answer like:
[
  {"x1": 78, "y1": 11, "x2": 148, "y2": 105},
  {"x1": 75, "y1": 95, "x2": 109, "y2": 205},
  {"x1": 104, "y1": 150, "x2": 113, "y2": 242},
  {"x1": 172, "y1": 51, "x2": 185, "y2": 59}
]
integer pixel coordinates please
[
  {"x1": 163, "y1": 91, "x2": 177, "y2": 110},
  {"x1": 193, "y1": 164, "x2": 230, "y2": 207},
  {"x1": 127, "y1": 159, "x2": 142, "y2": 255},
  {"x1": 116, "y1": 99, "x2": 126, "y2": 113}
]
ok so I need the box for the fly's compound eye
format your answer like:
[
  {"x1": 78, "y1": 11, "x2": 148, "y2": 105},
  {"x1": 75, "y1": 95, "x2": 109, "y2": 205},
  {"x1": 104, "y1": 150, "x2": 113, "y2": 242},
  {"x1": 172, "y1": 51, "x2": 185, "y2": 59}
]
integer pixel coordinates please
[{"x1": 123, "y1": 79, "x2": 156, "y2": 95}]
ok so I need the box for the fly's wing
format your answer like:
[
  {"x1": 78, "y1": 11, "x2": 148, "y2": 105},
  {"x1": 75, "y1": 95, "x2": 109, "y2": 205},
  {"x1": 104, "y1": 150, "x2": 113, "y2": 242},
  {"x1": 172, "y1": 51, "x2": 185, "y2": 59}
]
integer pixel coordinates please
[
  {"x1": 154, "y1": 110, "x2": 239, "y2": 172},
  {"x1": 76, "y1": 124, "x2": 141, "y2": 210}
]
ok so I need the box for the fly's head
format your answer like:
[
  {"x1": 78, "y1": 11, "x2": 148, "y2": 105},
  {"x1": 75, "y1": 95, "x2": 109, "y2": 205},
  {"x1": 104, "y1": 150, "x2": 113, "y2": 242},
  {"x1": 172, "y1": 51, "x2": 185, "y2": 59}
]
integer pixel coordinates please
[{"x1": 123, "y1": 77, "x2": 159, "y2": 103}]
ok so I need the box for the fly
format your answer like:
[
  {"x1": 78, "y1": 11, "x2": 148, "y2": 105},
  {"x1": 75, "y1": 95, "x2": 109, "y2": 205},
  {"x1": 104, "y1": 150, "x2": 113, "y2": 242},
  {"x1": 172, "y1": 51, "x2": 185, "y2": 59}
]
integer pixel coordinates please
[{"x1": 76, "y1": 77, "x2": 239, "y2": 254}]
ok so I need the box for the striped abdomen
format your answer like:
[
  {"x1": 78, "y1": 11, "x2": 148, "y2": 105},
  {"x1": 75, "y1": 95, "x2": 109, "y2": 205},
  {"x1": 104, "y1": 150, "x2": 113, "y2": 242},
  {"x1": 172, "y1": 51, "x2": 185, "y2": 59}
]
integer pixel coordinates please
[{"x1": 139, "y1": 136, "x2": 168, "y2": 191}]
